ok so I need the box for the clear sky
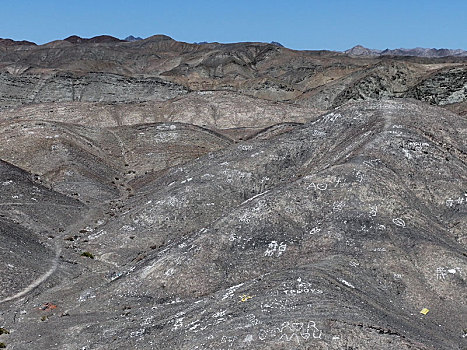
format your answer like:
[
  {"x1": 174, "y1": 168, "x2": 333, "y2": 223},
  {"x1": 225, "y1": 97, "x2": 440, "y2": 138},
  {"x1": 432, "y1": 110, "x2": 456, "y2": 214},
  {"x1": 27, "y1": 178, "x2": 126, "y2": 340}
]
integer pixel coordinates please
[{"x1": 1, "y1": 0, "x2": 466, "y2": 50}]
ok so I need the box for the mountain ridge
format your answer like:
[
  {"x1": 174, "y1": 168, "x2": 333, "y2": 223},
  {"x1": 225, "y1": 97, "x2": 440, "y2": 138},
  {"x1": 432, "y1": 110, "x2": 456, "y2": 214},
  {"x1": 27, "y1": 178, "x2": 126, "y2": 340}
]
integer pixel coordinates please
[
  {"x1": 1, "y1": 35, "x2": 466, "y2": 57},
  {"x1": 346, "y1": 44, "x2": 467, "y2": 57}
]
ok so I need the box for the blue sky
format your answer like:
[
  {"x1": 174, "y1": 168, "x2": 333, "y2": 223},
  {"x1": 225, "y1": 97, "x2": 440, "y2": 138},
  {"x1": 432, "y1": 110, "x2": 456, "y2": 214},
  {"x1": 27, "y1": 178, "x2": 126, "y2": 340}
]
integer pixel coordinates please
[{"x1": 1, "y1": 0, "x2": 466, "y2": 50}]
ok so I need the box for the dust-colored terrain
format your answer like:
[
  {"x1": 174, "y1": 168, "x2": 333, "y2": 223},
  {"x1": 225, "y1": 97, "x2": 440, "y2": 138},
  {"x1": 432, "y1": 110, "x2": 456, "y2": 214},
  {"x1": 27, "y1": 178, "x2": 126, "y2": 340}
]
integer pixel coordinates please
[{"x1": 0, "y1": 36, "x2": 466, "y2": 350}]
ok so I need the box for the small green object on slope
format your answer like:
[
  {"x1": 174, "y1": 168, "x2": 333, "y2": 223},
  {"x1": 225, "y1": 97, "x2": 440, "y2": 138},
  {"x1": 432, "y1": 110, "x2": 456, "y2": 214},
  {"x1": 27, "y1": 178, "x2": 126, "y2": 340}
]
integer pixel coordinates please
[{"x1": 81, "y1": 252, "x2": 95, "y2": 259}]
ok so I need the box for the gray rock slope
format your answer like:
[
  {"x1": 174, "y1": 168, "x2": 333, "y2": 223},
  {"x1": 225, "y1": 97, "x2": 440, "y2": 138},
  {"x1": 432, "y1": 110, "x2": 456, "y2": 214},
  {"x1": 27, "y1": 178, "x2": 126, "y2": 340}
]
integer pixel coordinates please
[
  {"x1": 0, "y1": 72, "x2": 188, "y2": 109},
  {"x1": 0, "y1": 159, "x2": 86, "y2": 301},
  {"x1": 0, "y1": 119, "x2": 232, "y2": 203},
  {"x1": 0, "y1": 100, "x2": 465, "y2": 349}
]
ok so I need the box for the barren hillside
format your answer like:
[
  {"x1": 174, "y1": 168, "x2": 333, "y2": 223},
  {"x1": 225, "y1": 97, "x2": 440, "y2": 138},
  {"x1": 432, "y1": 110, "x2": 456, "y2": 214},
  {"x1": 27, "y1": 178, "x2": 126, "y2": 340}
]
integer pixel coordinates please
[{"x1": 0, "y1": 36, "x2": 466, "y2": 350}]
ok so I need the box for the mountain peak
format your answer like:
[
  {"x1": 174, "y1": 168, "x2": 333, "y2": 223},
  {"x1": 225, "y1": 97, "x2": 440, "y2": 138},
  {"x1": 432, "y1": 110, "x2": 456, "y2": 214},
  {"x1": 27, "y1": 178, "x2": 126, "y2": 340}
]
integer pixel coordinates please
[
  {"x1": 0, "y1": 38, "x2": 37, "y2": 46},
  {"x1": 345, "y1": 45, "x2": 382, "y2": 56},
  {"x1": 270, "y1": 41, "x2": 284, "y2": 47},
  {"x1": 64, "y1": 35, "x2": 124, "y2": 44},
  {"x1": 124, "y1": 35, "x2": 143, "y2": 42},
  {"x1": 143, "y1": 34, "x2": 174, "y2": 41}
]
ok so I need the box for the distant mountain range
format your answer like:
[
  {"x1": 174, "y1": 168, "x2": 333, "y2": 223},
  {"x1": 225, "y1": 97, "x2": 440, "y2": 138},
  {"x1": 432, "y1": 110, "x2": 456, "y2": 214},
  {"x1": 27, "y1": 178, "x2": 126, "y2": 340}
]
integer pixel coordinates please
[
  {"x1": 64, "y1": 35, "x2": 125, "y2": 44},
  {"x1": 124, "y1": 35, "x2": 143, "y2": 42},
  {"x1": 0, "y1": 38, "x2": 36, "y2": 46},
  {"x1": 345, "y1": 45, "x2": 467, "y2": 57},
  {"x1": 1, "y1": 35, "x2": 466, "y2": 57}
]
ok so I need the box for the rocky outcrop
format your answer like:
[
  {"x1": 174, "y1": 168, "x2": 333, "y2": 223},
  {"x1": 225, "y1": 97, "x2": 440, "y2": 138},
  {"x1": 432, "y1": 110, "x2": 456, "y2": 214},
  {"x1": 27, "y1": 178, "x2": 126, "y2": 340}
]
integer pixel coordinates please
[
  {"x1": 298, "y1": 62, "x2": 467, "y2": 110},
  {"x1": 0, "y1": 72, "x2": 188, "y2": 109},
  {"x1": 405, "y1": 67, "x2": 467, "y2": 105}
]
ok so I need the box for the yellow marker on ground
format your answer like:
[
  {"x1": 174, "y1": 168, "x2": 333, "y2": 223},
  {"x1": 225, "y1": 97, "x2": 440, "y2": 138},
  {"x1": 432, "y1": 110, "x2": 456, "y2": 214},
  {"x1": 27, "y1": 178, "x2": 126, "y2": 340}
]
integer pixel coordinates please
[
  {"x1": 239, "y1": 294, "x2": 254, "y2": 302},
  {"x1": 420, "y1": 308, "x2": 429, "y2": 315}
]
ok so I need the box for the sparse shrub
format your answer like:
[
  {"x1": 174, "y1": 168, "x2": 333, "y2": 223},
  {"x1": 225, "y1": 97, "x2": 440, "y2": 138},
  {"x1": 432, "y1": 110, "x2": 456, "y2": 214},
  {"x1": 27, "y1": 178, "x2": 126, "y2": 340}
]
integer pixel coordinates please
[
  {"x1": 80, "y1": 252, "x2": 94, "y2": 259},
  {"x1": 0, "y1": 328, "x2": 8, "y2": 335},
  {"x1": 0, "y1": 342, "x2": 6, "y2": 348}
]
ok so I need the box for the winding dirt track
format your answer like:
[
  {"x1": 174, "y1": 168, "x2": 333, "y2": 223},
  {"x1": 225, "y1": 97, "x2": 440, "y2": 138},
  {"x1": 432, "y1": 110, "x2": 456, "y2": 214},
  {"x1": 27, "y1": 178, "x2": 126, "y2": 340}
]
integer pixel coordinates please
[{"x1": 0, "y1": 242, "x2": 61, "y2": 304}]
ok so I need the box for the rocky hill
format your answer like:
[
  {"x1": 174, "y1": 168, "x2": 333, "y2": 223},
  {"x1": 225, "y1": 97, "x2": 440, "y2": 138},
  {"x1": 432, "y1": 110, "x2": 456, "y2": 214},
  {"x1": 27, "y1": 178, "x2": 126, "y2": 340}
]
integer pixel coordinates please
[
  {"x1": 0, "y1": 36, "x2": 465, "y2": 350},
  {"x1": 0, "y1": 35, "x2": 465, "y2": 115}
]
